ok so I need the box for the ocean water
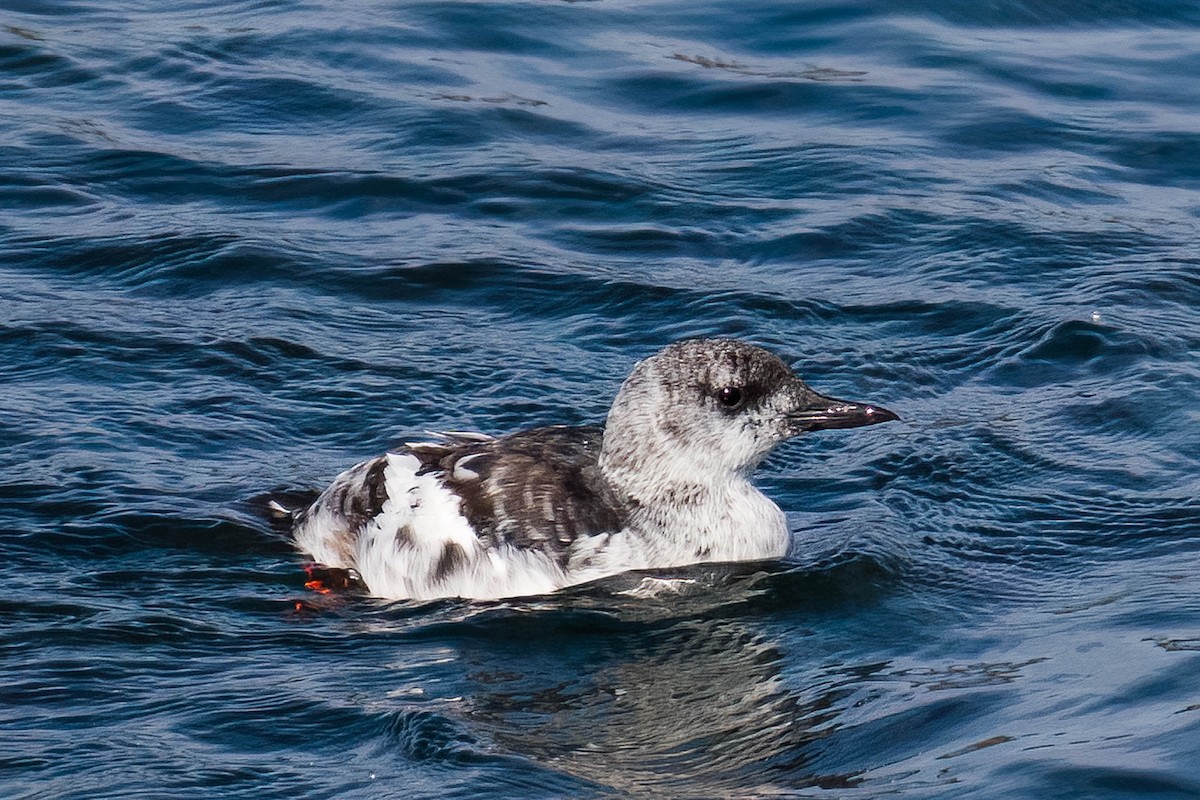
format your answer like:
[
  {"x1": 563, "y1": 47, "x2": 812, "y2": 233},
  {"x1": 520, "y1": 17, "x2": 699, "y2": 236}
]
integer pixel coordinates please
[{"x1": 2, "y1": 0, "x2": 1199, "y2": 797}]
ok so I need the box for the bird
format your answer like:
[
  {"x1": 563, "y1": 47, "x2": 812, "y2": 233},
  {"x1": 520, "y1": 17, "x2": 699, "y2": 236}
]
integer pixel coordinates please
[{"x1": 281, "y1": 339, "x2": 898, "y2": 601}]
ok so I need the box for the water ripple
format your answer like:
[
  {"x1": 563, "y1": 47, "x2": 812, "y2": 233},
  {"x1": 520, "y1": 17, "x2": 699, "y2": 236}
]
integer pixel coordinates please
[{"x1": 3, "y1": 1, "x2": 1200, "y2": 798}]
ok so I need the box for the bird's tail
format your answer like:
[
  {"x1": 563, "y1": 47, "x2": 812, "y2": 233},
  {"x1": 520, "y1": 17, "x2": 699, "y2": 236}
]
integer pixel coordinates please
[
  {"x1": 259, "y1": 489, "x2": 320, "y2": 532},
  {"x1": 268, "y1": 499, "x2": 294, "y2": 518}
]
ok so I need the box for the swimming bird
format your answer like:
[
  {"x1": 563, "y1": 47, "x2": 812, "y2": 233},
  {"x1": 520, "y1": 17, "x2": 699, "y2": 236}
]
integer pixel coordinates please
[{"x1": 283, "y1": 339, "x2": 898, "y2": 601}]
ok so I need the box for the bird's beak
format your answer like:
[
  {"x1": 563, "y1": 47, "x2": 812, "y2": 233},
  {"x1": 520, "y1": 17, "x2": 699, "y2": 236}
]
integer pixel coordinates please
[{"x1": 787, "y1": 388, "x2": 899, "y2": 433}]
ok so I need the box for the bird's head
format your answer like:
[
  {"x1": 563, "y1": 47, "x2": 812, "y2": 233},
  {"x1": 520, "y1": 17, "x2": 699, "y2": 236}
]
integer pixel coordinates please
[{"x1": 600, "y1": 339, "x2": 898, "y2": 485}]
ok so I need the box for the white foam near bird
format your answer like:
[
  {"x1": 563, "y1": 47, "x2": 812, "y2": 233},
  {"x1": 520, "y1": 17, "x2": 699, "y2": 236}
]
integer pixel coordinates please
[{"x1": 283, "y1": 339, "x2": 898, "y2": 601}]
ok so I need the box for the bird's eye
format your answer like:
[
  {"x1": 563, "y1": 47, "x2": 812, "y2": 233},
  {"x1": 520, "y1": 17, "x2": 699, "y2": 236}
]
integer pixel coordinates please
[{"x1": 715, "y1": 386, "x2": 745, "y2": 408}]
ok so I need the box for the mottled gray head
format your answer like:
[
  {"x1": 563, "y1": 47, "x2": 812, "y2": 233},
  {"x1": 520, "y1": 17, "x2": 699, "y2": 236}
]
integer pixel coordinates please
[{"x1": 600, "y1": 339, "x2": 898, "y2": 482}]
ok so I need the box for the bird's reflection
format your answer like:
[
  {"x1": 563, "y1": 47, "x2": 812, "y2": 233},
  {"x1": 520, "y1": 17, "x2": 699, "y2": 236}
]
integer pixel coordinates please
[{"x1": 426, "y1": 566, "x2": 865, "y2": 795}]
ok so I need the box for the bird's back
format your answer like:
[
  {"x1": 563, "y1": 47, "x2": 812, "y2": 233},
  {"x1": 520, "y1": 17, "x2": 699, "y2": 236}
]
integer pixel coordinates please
[{"x1": 291, "y1": 426, "x2": 631, "y2": 599}]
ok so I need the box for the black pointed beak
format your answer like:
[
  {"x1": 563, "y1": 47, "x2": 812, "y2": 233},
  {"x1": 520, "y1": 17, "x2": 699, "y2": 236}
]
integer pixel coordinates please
[{"x1": 788, "y1": 392, "x2": 899, "y2": 433}]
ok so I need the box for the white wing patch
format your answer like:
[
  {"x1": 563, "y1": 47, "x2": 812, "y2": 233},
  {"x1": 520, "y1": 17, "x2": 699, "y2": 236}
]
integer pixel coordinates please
[{"x1": 311, "y1": 453, "x2": 567, "y2": 600}]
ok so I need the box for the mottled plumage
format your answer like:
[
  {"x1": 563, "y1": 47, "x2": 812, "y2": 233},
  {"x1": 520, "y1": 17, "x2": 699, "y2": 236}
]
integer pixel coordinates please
[{"x1": 287, "y1": 339, "x2": 898, "y2": 600}]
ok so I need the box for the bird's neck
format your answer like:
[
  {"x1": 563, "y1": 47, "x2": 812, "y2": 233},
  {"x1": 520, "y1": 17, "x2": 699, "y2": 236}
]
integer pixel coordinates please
[
  {"x1": 598, "y1": 448, "x2": 789, "y2": 565},
  {"x1": 599, "y1": 426, "x2": 731, "y2": 500}
]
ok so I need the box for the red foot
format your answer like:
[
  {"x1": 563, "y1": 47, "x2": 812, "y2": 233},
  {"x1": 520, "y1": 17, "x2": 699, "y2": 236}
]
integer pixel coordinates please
[{"x1": 303, "y1": 563, "x2": 361, "y2": 594}]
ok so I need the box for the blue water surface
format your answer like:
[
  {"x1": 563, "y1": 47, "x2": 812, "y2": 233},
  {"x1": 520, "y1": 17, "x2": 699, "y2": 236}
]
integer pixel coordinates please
[{"x1": 2, "y1": 0, "x2": 1199, "y2": 797}]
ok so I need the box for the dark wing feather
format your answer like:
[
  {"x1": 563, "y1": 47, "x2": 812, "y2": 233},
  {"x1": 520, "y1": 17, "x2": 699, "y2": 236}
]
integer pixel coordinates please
[{"x1": 409, "y1": 425, "x2": 629, "y2": 561}]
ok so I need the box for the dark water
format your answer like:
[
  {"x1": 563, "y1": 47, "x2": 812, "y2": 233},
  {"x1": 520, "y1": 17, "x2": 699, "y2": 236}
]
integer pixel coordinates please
[{"x1": 3, "y1": 0, "x2": 1200, "y2": 797}]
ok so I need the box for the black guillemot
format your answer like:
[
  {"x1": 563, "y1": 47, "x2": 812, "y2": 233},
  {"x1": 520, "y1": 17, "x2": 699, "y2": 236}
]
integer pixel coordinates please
[{"x1": 282, "y1": 339, "x2": 898, "y2": 600}]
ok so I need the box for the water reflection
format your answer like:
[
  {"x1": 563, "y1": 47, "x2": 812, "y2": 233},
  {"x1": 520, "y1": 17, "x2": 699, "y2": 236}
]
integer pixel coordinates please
[
  {"x1": 359, "y1": 556, "x2": 1078, "y2": 796},
  {"x1": 414, "y1": 568, "x2": 864, "y2": 796}
]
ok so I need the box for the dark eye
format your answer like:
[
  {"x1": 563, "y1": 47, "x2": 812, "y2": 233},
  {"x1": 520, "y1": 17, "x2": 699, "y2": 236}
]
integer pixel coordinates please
[{"x1": 715, "y1": 386, "x2": 745, "y2": 408}]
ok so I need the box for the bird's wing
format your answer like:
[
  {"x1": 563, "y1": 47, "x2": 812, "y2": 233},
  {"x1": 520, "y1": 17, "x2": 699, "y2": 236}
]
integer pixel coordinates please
[
  {"x1": 295, "y1": 425, "x2": 626, "y2": 570},
  {"x1": 412, "y1": 425, "x2": 629, "y2": 560}
]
